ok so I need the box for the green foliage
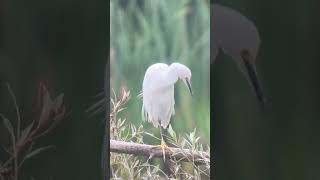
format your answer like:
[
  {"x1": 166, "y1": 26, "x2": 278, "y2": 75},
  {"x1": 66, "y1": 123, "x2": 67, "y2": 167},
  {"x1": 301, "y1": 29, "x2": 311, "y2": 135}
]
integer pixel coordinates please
[
  {"x1": 110, "y1": 90, "x2": 210, "y2": 179},
  {"x1": 110, "y1": 0, "x2": 210, "y2": 143}
]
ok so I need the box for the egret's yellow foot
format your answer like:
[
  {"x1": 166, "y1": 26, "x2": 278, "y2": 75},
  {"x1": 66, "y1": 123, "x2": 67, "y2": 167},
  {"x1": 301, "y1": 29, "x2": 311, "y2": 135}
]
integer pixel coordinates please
[{"x1": 152, "y1": 139, "x2": 172, "y2": 161}]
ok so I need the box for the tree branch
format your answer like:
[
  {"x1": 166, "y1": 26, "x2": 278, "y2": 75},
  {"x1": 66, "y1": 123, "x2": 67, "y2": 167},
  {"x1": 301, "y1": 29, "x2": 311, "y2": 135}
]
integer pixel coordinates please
[{"x1": 110, "y1": 140, "x2": 209, "y2": 164}]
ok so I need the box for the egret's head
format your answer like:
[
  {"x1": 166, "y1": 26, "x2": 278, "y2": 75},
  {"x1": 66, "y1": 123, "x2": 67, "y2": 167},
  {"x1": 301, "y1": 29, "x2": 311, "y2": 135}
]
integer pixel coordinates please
[{"x1": 170, "y1": 63, "x2": 193, "y2": 96}]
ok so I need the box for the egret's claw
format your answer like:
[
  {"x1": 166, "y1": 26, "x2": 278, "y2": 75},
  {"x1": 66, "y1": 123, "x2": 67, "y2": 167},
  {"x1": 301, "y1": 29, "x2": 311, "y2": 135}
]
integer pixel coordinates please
[{"x1": 152, "y1": 139, "x2": 173, "y2": 161}]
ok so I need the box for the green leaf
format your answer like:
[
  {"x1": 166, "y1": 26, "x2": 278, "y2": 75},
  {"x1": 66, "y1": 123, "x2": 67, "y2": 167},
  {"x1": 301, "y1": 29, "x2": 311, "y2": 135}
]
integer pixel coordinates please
[
  {"x1": 195, "y1": 137, "x2": 200, "y2": 143},
  {"x1": 144, "y1": 132, "x2": 161, "y2": 141},
  {"x1": 53, "y1": 93, "x2": 64, "y2": 111},
  {"x1": 19, "y1": 121, "x2": 34, "y2": 142},
  {"x1": 25, "y1": 145, "x2": 54, "y2": 160},
  {"x1": 1, "y1": 114, "x2": 15, "y2": 141},
  {"x1": 167, "y1": 124, "x2": 177, "y2": 142}
]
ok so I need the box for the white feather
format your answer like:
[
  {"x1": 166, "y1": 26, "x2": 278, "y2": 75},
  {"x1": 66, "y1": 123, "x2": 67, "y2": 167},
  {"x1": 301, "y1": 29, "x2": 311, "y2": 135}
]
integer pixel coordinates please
[{"x1": 141, "y1": 63, "x2": 191, "y2": 129}]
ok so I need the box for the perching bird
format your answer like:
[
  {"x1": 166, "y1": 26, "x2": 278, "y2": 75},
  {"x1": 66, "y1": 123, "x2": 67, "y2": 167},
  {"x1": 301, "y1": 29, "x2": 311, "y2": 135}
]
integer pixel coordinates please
[
  {"x1": 211, "y1": 4, "x2": 266, "y2": 108},
  {"x1": 140, "y1": 62, "x2": 192, "y2": 156}
]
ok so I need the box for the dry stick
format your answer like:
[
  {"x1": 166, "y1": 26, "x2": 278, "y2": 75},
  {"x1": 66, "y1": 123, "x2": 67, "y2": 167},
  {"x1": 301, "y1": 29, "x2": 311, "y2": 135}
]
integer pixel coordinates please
[{"x1": 110, "y1": 140, "x2": 209, "y2": 164}]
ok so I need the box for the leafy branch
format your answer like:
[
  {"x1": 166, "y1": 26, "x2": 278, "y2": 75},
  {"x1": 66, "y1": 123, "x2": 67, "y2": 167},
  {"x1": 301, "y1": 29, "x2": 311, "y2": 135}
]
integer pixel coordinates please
[
  {"x1": 106, "y1": 89, "x2": 211, "y2": 179},
  {"x1": 0, "y1": 82, "x2": 65, "y2": 180}
]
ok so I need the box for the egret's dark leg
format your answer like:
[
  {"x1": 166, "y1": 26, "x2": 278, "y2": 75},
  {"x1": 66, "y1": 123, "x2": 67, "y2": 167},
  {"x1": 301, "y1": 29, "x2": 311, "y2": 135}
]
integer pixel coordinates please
[
  {"x1": 151, "y1": 123, "x2": 173, "y2": 162},
  {"x1": 161, "y1": 126, "x2": 176, "y2": 177},
  {"x1": 159, "y1": 126, "x2": 165, "y2": 145},
  {"x1": 159, "y1": 123, "x2": 168, "y2": 161}
]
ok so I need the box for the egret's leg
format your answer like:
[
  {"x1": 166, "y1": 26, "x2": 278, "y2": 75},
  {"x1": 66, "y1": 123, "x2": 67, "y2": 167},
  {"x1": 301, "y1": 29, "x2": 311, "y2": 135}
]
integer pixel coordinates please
[
  {"x1": 151, "y1": 126, "x2": 170, "y2": 161},
  {"x1": 159, "y1": 127, "x2": 168, "y2": 161}
]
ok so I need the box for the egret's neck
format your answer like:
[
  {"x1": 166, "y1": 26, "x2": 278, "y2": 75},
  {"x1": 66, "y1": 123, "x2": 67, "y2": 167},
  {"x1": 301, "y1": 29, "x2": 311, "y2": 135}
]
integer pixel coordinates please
[{"x1": 165, "y1": 66, "x2": 179, "y2": 85}]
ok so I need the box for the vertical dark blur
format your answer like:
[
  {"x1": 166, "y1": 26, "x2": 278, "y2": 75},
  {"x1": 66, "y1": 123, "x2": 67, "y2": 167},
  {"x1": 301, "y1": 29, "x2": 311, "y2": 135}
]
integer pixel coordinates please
[
  {"x1": 0, "y1": 0, "x2": 108, "y2": 179},
  {"x1": 212, "y1": 0, "x2": 320, "y2": 180}
]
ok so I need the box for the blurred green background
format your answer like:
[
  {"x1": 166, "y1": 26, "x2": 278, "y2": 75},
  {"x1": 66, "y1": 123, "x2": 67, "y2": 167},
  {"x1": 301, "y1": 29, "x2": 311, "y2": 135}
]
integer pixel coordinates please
[
  {"x1": 212, "y1": 0, "x2": 320, "y2": 180},
  {"x1": 110, "y1": 0, "x2": 210, "y2": 143},
  {"x1": 0, "y1": 0, "x2": 319, "y2": 179}
]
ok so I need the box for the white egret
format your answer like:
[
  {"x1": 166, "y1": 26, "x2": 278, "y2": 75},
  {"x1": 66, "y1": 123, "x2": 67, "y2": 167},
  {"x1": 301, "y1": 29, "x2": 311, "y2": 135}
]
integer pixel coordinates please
[
  {"x1": 140, "y1": 62, "x2": 193, "y2": 156},
  {"x1": 212, "y1": 4, "x2": 266, "y2": 108}
]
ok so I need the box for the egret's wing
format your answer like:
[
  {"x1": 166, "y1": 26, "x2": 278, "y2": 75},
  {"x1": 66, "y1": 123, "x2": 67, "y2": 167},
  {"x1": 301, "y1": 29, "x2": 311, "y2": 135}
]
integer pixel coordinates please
[
  {"x1": 141, "y1": 63, "x2": 170, "y2": 128},
  {"x1": 158, "y1": 87, "x2": 175, "y2": 129}
]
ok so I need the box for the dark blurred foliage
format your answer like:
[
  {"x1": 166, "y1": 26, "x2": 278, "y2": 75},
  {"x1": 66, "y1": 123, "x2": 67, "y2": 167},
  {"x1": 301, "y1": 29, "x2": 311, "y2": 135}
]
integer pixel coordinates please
[
  {"x1": 1, "y1": 0, "x2": 320, "y2": 178},
  {"x1": 0, "y1": 0, "x2": 108, "y2": 179},
  {"x1": 212, "y1": 0, "x2": 320, "y2": 180}
]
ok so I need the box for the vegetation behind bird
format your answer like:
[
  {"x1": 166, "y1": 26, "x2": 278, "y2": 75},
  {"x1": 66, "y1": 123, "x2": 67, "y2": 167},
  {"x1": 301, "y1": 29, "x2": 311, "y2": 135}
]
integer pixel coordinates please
[{"x1": 110, "y1": 0, "x2": 210, "y2": 143}]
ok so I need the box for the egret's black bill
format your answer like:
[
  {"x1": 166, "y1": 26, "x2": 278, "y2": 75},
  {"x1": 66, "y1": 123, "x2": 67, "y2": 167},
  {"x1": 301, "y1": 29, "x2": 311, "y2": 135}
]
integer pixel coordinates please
[
  {"x1": 185, "y1": 78, "x2": 193, "y2": 96},
  {"x1": 240, "y1": 50, "x2": 266, "y2": 109}
]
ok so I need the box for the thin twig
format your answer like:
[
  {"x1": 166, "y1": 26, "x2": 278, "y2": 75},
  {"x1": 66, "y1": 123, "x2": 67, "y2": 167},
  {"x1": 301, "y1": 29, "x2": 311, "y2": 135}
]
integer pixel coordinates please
[
  {"x1": 6, "y1": 83, "x2": 21, "y2": 138},
  {"x1": 6, "y1": 83, "x2": 20, "y2": 180}
]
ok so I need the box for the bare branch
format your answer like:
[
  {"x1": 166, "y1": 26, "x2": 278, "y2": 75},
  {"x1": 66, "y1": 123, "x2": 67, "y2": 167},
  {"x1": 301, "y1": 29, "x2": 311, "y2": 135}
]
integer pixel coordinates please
[{"x1": 110, "y1": 140, "x2": 209, "y2": 164}]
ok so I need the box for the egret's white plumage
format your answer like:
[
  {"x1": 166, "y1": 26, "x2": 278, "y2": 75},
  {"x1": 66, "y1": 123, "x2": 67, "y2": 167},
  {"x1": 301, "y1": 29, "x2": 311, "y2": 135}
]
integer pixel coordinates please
[{"x1": 141, "y1": 62, "x2": 192, "y2": 129}]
